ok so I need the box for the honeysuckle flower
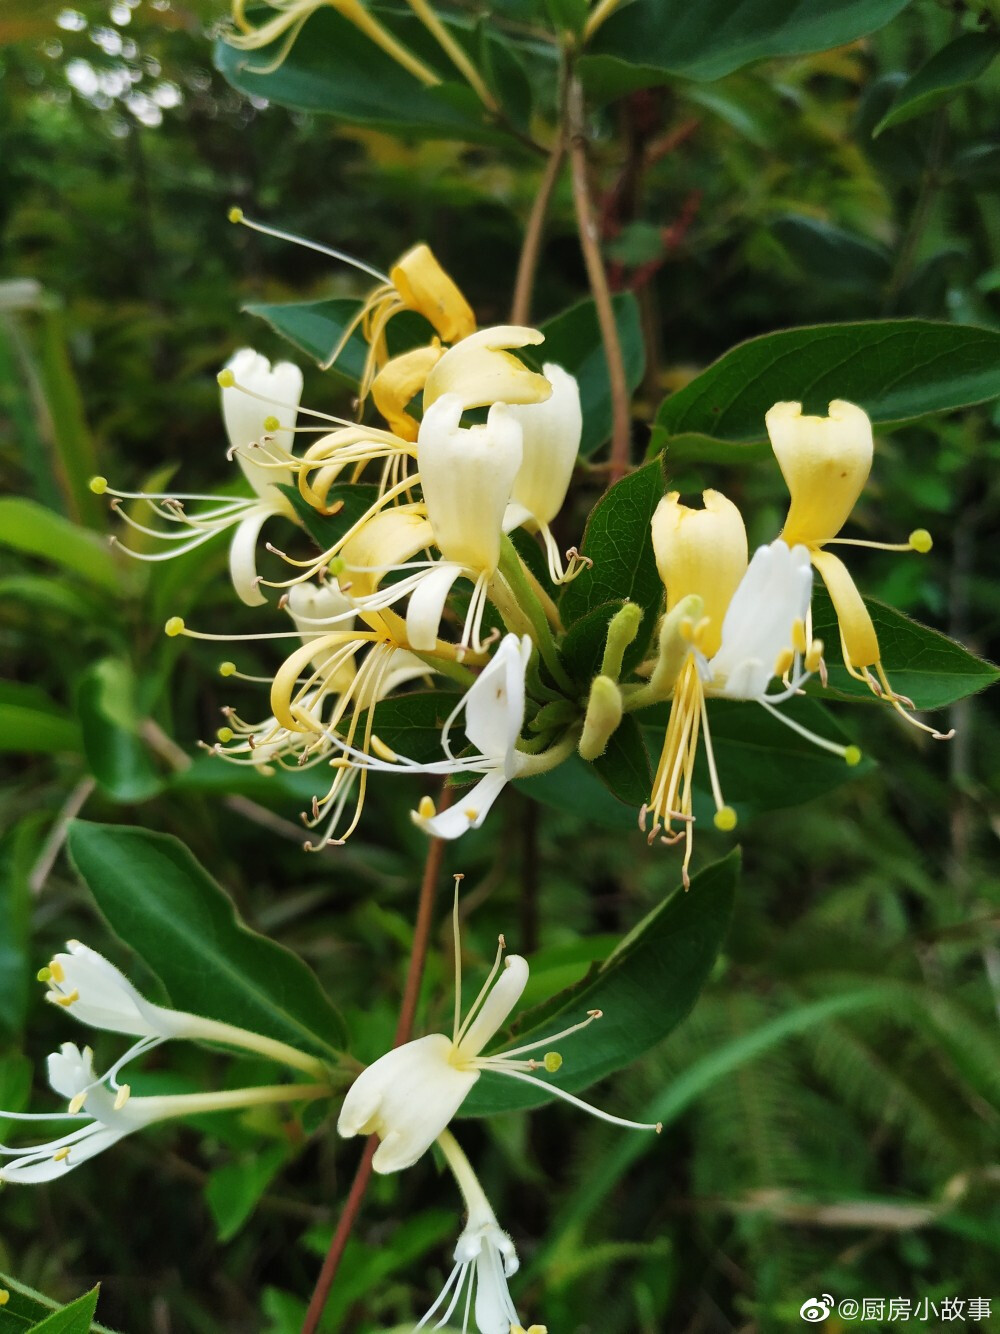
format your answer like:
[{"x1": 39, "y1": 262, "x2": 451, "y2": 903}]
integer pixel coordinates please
[
  {"x1": 38, "y1": 940, "x2": 329, "y2": 1077},
  {"x1": 642, "y1": 490, "x2": 857, "y2": 883},
  {"x1": 766, "y1": 400, "x2": 949, "y2": 739},
  {"x1": 417, "y1": 1130, "x2": 546, "y2": 1334},
  {"x1": 0, "y1": 1042, "x2": 328, "y2": 1184},
  {"x1": 337, "y1": 886, "x2": 660, "y2": 1173},
  {"x1": 502, "y1": 362, "x2": 586, "y2": 584},
  {"x1": 91, "y1": 348, "x2": 304, "y2": 606},
  {"x1": 423, "y1": 325, "x2": 551, "y2": 414}
]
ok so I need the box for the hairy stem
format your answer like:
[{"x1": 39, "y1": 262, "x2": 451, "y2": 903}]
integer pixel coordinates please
[
  {"x1": 567, "y1": 74, "x2": 631, "y2": 482},
  {"x1": 302, "y1": 785, "x2": 454, "y2": 1334},
  {"x1": 511, "y1": 136, "x2": 566, "y2": 325}
]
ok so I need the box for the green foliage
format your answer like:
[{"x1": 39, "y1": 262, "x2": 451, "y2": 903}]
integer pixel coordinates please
[{"x1": 875, "y1": 30, "x2": 1000, "y2": 134}]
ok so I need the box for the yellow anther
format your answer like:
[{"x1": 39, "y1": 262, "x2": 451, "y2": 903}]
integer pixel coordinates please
[
  {"x1": 844, "y1": 745, "x2": 862, "y2": 767},
  {"x1": 36, "y1": 966, "x2": 52, "y2": 983},
  {"x1": 791, "y1": 617, "x2": 808, "y2": 654},
  {"x1": 543, "y1": 1051, "x2": 563, "y2": 1073},
  {"x1": 464, "y1": 808, "x2": 479, "y2": 821},
  {"x1": 54, "y1": 988, "x2": 79, "y2": 1007},
  {"x1": 909, "y1": 528, "x2": 932, "y2": 554},
  {"x1": 216, "y1": 726, "x2": 234, "y2": 744},
  {"x1": 49, "y1": 960, "x2": 64, "y2": 983},
  {"x1": 587, "y1": 1009, "x2": 603, "y2": 1019},
  {"x1": 220, "y1": 661, "x2": 236, "y2": 677},
  {"x1": 0, "y1": 1289, "x2": 8, "y2": 1307},
  {"x1": 693, "y1": 615, "x2": 711, "y2": 646},
  {"x1": 228, "y1": 206, "x2": 244, "y2": 224},
  {"x1": 53, "y1": 1148, "x2": 71, "y2": 1162},
  {"x1": 370, "y1": 735, "x2": 398, "y2": 763},
  {"x1": 805, "y1": 639, "x2": 824, "y2": 673},
  {"x1": 89, "y1": 475, "x2": 108, "y2": 494},
  {"x1": 263, "y1": 414, "x2": 281, "y2": 432},
  {"x1": 713, "y1": 806, "x2": 738, "y2": 832},
  {"x1": 418, "y1": 795, "x2": 436, "y2": 819},
  {"x1": 164, "y1": 616, "x2": 185, "y2": 637},
  {"x1": 679, "y1": 617, "x2": 695, "y2": 643},
  {"x1": 217, "y1": 368, "x2": 236, "y2": 389},
  {"x1": 773, "y1": 647, "x2": 794, "y2": 678},
  {"x1": 114, "y1": 1084, "x2": 131, "y2": 1110},
  {"x1": 68, "y1": 1091, "x2": 87, "y2": 1115}
]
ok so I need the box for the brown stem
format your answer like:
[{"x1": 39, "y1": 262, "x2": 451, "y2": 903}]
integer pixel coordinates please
[
  {"x1": 510, "y1": 136, "x2": 566, "y2": 326},
  {"x1": 301, "y1": 784, "x2": 454, "y2": 1334},
  {"x1": 567, "y1": 75, "x2": 632, "y2": 482}
]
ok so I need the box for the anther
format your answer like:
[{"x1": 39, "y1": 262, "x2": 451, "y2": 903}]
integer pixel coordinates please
[
  {"x1": 543, "y1": 1052, "x2": 563, "y2": 1073},
  {"x1": 791, "y1": 618, "x2": 808, "y2": 654},
  {"x1": 53, "y1": 1148, "x2": 71, "y2": 1162},
  {"x1": 68, "y1": 1091, "x2": 87, "y2": 1115},
  {"x1": 587, "y1": 1009, "x2": 603, "y2": 1019},
  {"x1": 277, "y1": 592, "x2": 290, "y2": 610},
  {"x1": 89, "y1": 475, "x2": 108, "y2": 494},
  {"x1": 49, "y1": 961, "x2": 65, "y2": 982},
  {"x1": 114, "y1": 1084, "x2": 131, "y2": 1110},
  {"x1": 805, "y1": 640, "x2": 824, "y2": 674},
  {"x1": 417, "y1": 795, "x2": 436, "y2": 819},
  {"x1": 370, "y1": 735, "x2": 398, "y2": 762},
  {"x1": 54, "y1": 989, "x2": 79, "y2": 1007},
  {"x1": 217, "y1": 368, "x2": 236, "y2": 388},
  {"x1": 164, "y1": 616, "x2": 185, "y2": 637},
  {"x1": 773, "y1": 648, "x2": 794, "y2": 678}
]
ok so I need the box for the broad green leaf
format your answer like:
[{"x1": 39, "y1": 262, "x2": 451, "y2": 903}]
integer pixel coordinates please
[
  {"x1": 75, "y1": 659, "x2": 163, "y2": 802},
  {"x1": 205, "y1": 1143, "x2": 291, "y2": 1243},
  {"x1": 360, "y1": 689, "x2": 463, "y2": 766},
  {"x1": 66, "y1": 822, "x2": 347, "y2": 1060},
  {"x1": 0, "y1": 819, "x2": 38, "y2": 1039},
  {"x1": 0, "y1": 1054, "x2": 33, "y2": 1140},
  {"x1": 0, "y1": 498, "x2": 121, "y2": 593},
  {"x1": 0, "y1": 682, "x2": 81, "y2": 755},
  {"x1": 0, "y1": 1276, "x2": 116, "y2": 1334},
  {"x1": 770, "y1": 215, "x2": 891, "y2": 291},
  {"x1": 536, "y1": 294, "x2": 645, "y2": 457},
  {"x1": 517, "y1": 752, "x2": 640, "y2": 828},
  {"x1": 875, "y1": 31, "x2": 1000, "y2": 136},
  {"x1": 560, "y1": 462, "x2": 664, "y2": 669},
  {"x1": 461, "y1": 851, "x2": 739, "y2": 1115},
  {"x1": 580, "y1": 0, "x2": 911, "y2": 91},
  {"x1": 810, "y1": 588, "x2": 998, "y2": 710},
  {"x1": 655, "y1": 321, "x2": 1000, "y2": 458},
  {"x1": 559, "y1": 600, "x2": 626, "y2": 684},
  {"x1": 536, "y1": 988, "x2": 889, "y2": 1263},
  {"x1": 24, "y1": 1290, "x2": 100, "y2": 1334},
  {"x1": 213, "y1": 9, "x2": 518, "y2": 146}
]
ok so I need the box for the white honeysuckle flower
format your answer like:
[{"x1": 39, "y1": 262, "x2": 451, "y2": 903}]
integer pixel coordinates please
[
  {"x1": 644, "y1": 521, "x2": 860, "y2": 883},
  {"x1": 39, "y1": 940, "x2": 328, "y2": 1077},
  {"x1": 503, "y1": 362, "x2": 584, "y2": 583},
  {"x1": 422, "y1": 325, "x2": 551, "y2": 414},
  {"x1": 337, "y1": 887, "x2": 660, "y2": 1174},
  {"x1": 417, "y1": 1130, "x2": 547, "y2": 1334},
  {"x1": 91, "y1": 347, "x2": 306, "y2": 607},
  {"x1": 0, "y1": 1043, "x2": 329, "y2": 1185},
  {"x1": 317, "y1": 633, "x2": 534, "y2": 843}
]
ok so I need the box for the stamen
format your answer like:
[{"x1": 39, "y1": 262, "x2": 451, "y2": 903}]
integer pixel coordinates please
[
  {"x1": 493, "y1": 1067, "x2": 662, "y2": 1133},
  {"x1": 227, "y1": 210, "x2": 390, "y2": 283}
]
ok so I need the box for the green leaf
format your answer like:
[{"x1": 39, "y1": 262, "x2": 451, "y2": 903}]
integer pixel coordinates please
[
  {"x1": 580, "y1": 0, "x2": 911, "y2": 90},
  {"x1": 537, "y1": 293, "x2": 645, "y2": 457},
  {"x1": 205, "y1": 1143, "x2": 291, "y2": 1243},
  {"x1": 66, "y1": 822, "x2": 347, "y2": 1060},
  {"x1": 592, "y1": 714, "x2": 651, "y2": 806},
  {"x1": 0, "y1": 819, "x2": 38, "y2": 1039},
  {"x1": 770, "y1": 215, "x2": 891, "y2": 291},
  {"x1": 560, "y1": 462, "x2": 664, "y2": 670},
  {"x1": 25, "y1": 1289, "x2": 100, "y2": 1334},
  {"x1": 517, "y1": 752, "x2": 641, "y2": 828},
  {"x1": 0, "y1": 498, "x2": 121, "y2": 593},
  {"x1": 0, "y1": 1276, "x2": 116, "y2": 1334},
  {"x1": 461, "y1": 851, "x2": 738, "y2": 1115},
  {"x1": 0, "y1": 682, "x2": 81, "y2": 755},
  {"x1": 559, "y1": 600, "x2": 626, "y2": 684},
  {"x1": 875, "y1": 31, "x2": 1000, "y2": 136},
  {"x1": 655, "y1": 320, "x2": 1000, "y2": 458},
  {"x1": 75, "y1": 659, "x2": 162, "y2": 802},
  {"x1": 810, "y1": 587, "x2": 998, "y2": 710},
  {"x1": 359, "y1": 689, "x2": 463, "y2": 766},
  {"x1": 213, "y1": 9, "x2": 516, "y2": 146},
  {"x1": 543, "y1": 0, "x2": 587, "y2": 37}
]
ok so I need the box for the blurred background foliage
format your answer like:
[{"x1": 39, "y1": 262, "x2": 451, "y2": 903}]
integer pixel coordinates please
[{"x1": 1, "y1": 0, "x2": 999, "y2": 1330}]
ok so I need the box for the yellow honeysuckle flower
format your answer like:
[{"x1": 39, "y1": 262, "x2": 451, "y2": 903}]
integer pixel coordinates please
[
  {"x1": 765, "y1": 400, "x2": 950, "y2": 740},
  {"x1": 371, "y1": 342, "x2": 445, "y2": 441},
  {"x1": 423, "y1": 325, "x2": 552, "y2": 413},
  {"x1": 644, "y1": 491, "x2": 855, "y2": 884}
]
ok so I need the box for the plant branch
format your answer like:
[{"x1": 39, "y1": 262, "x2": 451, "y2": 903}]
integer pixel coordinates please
[
  {"x1": 567, "y1": 74, "x2": 631, "y2": 482},
  {"x1": 301, "y1": 785, "x2": 454, "y2": 1334},
  {"x1": 511, "y1": 136, "x2": 566, "y2": 325}
]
